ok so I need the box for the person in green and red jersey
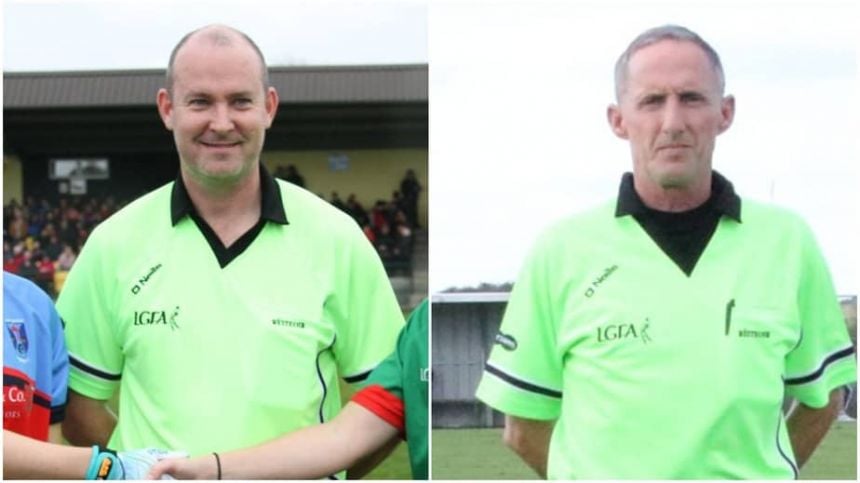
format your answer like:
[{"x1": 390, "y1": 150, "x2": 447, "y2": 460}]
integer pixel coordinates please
[{"x1": 147, "y1": 300, "x2": 429, "y2": 480}]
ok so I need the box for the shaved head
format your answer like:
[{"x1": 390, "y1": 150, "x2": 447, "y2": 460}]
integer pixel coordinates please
[{"x1": 165, "y1": 24, "x2": 269, "y2": 96}]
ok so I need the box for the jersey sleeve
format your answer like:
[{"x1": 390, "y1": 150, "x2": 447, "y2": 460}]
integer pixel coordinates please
[
  {"x1": 351, "y1": 335, "x2": 407, "y2": 433},
  {"x1": 784, "y1": 222, "x2": 856, "y2": 408},
  {"x1": 56, "y1": 228, "x2": 123, "y2": 400},
  {"x1": 475, "y1": 232, "x2": 563, "y2": 420},
  {"x1": 351, "y1": 300, "x2": 428, "y2": 432},
  {"x1": 328, "y1": 222, "x2": 404, "y2": 384},
  {"x1": 48, "y1": 300, "x2": 69, "y2": 424}
]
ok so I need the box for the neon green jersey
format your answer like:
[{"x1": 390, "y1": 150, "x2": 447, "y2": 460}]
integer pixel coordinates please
[
  {"x1": 476, "y1": 199, "x2": 855, "y2": 479},
  {"x1": 58, "y1": 171, "x2": 404, "y2": 458}
]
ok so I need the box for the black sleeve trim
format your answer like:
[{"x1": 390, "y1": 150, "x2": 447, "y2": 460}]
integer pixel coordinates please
[
  {"x1": 50, "y1": 403, "x2": 67, "y2": 424},
  {"x1": 485, "y1": 363, "x2": 562, "y2": 399},
  {"x1": 343, "y1": 369, "x2": 373, "y2": 384},
  {"x1": 69, "y1": 355, "x2": 122, "y2": 381},
  {"x1": 784, "y1": 346, "x2": 855, "y2": 385}
]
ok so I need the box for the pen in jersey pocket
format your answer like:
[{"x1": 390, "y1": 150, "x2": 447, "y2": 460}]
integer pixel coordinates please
[{"x1": 725, "y1": 298, "x2": 735, "y2": 336}]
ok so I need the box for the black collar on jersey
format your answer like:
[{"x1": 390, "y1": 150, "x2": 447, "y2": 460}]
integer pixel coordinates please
[
  {"x1": 614, "y1": 170, "x2": 742, "y2": 222},
  {"x1": 170, "y1": 163, "x2": 289, "y2": 268},
  {"x1": 171, "y1": 164, "x2": 288, "y2": 226}
]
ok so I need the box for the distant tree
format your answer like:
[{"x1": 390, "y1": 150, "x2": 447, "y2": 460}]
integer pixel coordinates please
[{"x1": 441, "y1": 282, "x2": 514, "y2": 293}]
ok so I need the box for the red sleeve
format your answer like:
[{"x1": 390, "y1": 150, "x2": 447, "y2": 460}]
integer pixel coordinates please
[{"x1": 351, "y1": 384, "x2": 405, "y2": 435}]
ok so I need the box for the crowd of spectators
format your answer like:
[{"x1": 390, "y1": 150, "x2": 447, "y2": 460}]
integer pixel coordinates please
[
  {"x1": 279, "y1": 166, "x2": 423, "y2": 268},
  {"x1": 4, "y1": 195, "x2": 123, "y2": 297}
]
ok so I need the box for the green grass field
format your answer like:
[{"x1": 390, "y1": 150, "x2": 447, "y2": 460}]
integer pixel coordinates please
[{"x1": 432, "y1": 421, "x2": 856, "y2": 480}]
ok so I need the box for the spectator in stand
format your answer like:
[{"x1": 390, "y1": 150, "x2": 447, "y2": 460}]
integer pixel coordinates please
[
  {"x1": 58, "y1": 218, "x2": 78, "y2": 249},
  {"x1": 371, "y1": 200, "x2": 388, "y2": 233},
  {"x1": 42, "y1": 235, "x2": 63, "y2": 261},
  {"x1": 275, "y1": 164, "x2": 306, "y2": 188},
  {"x1": 375, "y1": 223, "x2": 394, "y2": 259},
  {"x1": 362, "y1": 224, "x2": 376, "y2": 245},
  {"x1": 56, "y1": 244, "x2": 78, "y2": 272},
  {"x1": 282, "y1": 164, "x2": 306, "y2": 188},
  {"x1": 393, "y1": 211, "x2": 413, "y2": 261},
  {"x1": 34, "y1": 252, "x2": 55, "y2": 296},
  {"x1": 3, "y1": 242, "x2": 22, "y2": 273},
  {"x1": 399, "y1": 169, "x2": 422, "y2": 228},
  {"x1": 17, "y1": 252, "x2": 39, "y2": 283},
  {"x1": 346, "y1": 194, "x2": 370, "y2": 227},
  {"x1": 8, "y1": 208, "x2": 28, "y2": 241},
  {"x1": 330, "y1": 191, "x2": 347, "y2": 212}
]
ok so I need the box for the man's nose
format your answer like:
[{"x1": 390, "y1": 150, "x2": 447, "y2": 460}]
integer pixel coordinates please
[
  {"x1": 661, "y1": 98, "x2": 685, "y2": 138},
  {"x1": 209, "y1": 104, "x2": 234, "y2": 132}
]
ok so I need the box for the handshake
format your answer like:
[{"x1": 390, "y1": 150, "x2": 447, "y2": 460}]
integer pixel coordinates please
[{"x1": 86, "y1": 446, "x2": 190, "y2": 480}]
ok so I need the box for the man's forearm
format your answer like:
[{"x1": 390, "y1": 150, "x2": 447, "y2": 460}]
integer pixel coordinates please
[
  {"x1": 786, "y1": 387, "x2": 843, "y2": 468},
  {"x1": 63, "y1": 391, "x2": 117, "y2": 447},
  {"x1": 503, "y1": 415, "x2": 554, "y2": 478}
]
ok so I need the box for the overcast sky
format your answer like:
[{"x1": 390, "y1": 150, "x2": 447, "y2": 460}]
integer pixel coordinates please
[
  {"x1": 430, "y1": 0, "x2": 858, "y2": 295},
  {"x1": 3, "y1": 0, "x2": 427, "y2": 71},
  {"x1": 3, "y1": 0, "x2": 857, "y2": 295}
]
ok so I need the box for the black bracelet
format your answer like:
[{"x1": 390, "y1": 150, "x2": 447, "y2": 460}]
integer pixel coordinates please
[{"x1": 213, "y1": 452, "x2": 222, "y2": 480}]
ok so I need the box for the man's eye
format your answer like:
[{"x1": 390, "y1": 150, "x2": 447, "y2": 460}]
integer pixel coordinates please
[
  {"x1": 188, "y1": 99, "x2": 209, "y2": 106},
  {"x1": 640, "y1": 96, "x2": 663, "y2": 107},
  {"x1": 681, "y1": 94, "x2": 705, "y2": 103},
  {"x1": 234, "y1": 98, "x2": 252, "y2": 107}
]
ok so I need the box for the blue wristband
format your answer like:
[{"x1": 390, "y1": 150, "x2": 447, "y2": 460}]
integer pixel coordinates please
[{"x1": 85, "y1": 446, "x2": 122, "y2": 480}]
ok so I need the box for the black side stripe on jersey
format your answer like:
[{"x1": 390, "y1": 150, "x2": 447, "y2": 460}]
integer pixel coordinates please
[
  {"x1": 343, "y1": 369, "x2": 372, "y2": 384},
  {"x1": 784, "y1": 346, "x2": 855, "y2": 385},
  {"x1": 775, "y1": 405, "x2": 799, "y2": 479},
  {"x1": 316, "y1": 335, "x2": 340, "y2": 480},
  {"x1": 69, "y1": 355, "x2": 121, "y2": 381},
  {"x1": 316, "y1": 335, "x2": 337, "y2": 424},
  {"x1": 485, "y1": 363, "x2": 562, "y2": 399}
]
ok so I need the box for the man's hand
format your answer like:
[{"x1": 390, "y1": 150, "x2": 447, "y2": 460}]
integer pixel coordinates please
[
  {"x1": 503, "y1": 415, "x2": 555, "y2": 478},
  {"x1": 86, "y1": 446, "x2": 187, "y2": 480},
  {"x1": 147, "y1": 455, "x2": 214, "y2": 480}
]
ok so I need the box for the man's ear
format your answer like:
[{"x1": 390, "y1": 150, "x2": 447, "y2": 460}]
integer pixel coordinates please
[
  {"x1": 264, "y1": 86, "x2": 279, "y2": 128},
  {"x1": 607, "y1": 104, "x2": 628, "y2": 140},
  {"x1": 718, "y1": 95, "x2": 735, "y2": 134},
  {"x1": 156, "y1": 88, "x2": 174, "y2": 131}
]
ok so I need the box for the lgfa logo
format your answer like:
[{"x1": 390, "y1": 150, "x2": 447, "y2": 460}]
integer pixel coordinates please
[
  {"x1": 133, "y1": 306, "x2": 181, "y2": 331},
  {"x1": 596, "y1": 319, "x2": 652, "y2": 345}
]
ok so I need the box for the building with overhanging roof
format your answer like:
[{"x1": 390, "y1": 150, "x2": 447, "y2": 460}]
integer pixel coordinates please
[{"x1": 4, "y1": 64, "x2": 428, "y2": 225}]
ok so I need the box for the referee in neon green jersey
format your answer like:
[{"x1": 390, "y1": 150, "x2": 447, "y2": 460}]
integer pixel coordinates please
[
  {"x1": 56, "y1": 24, "x2": 404, "y2": 473},
  {"x1": 476, "y1": 24, "x2": 855, "y2": 479}
]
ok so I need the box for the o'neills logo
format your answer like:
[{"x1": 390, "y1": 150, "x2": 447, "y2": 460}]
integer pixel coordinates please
[
  {"x1": 494, "y1": 332, "x2": 518, "y2": 351},
  {"x1": 131, "y1": 264, "x2": 162, "y2": 295},
  {"x1": 133, "y1": 306, "x2": 180, "y2": 330},
  {"x1": 585, "y1": 265, "x2": 619, "y2": 298}
]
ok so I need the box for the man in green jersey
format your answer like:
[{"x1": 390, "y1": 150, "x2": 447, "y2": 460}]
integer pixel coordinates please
[
  {"x1": 57, "y1": 24, "x2": 404, "y2": 471},
  {"x1": 146, "y1": 300, "x2": 428, "y2": 480},
  {"x1": 476, "y1": 25, "x2": 855, "y2": 479}
]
